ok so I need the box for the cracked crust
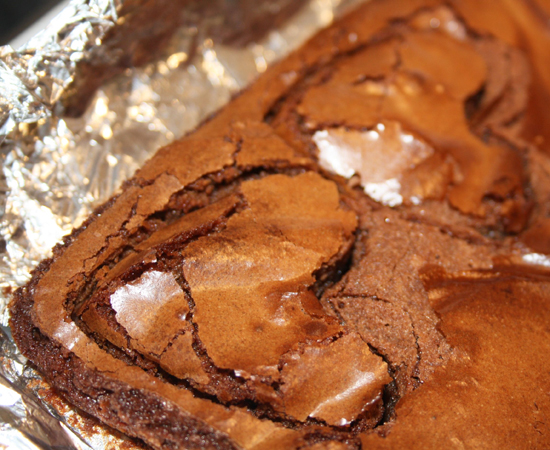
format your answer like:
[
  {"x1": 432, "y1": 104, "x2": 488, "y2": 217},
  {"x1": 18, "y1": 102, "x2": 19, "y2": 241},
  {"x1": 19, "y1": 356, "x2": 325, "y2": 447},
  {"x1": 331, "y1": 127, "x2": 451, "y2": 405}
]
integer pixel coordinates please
[{"x1": 9, "y1": 0, "x2": 550, "y2": 448}]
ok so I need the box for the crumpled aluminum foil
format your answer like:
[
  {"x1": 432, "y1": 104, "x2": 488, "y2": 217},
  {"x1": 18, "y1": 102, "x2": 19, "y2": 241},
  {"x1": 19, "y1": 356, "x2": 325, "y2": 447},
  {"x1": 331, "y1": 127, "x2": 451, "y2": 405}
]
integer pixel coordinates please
[{"x1": 0, "y1": 0, "x2": 365, "y2": 448}]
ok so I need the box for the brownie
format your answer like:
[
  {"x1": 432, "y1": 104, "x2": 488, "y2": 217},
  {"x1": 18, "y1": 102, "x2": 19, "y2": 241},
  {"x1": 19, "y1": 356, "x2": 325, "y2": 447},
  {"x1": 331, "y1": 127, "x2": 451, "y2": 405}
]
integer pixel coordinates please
[{"x1": 9, "y1": 0, "x2": 550, "y2": 448}]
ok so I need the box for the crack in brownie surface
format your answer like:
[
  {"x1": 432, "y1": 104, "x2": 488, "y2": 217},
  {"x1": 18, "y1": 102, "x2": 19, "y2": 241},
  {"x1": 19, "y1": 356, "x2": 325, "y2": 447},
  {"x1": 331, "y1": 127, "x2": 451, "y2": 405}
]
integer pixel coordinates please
[
  {"x1": 77, "y1": 171, "x2": 393, "y2": 429},
  {"x1": 9, "y1": 0, "x2": 550, "y2": 448}
]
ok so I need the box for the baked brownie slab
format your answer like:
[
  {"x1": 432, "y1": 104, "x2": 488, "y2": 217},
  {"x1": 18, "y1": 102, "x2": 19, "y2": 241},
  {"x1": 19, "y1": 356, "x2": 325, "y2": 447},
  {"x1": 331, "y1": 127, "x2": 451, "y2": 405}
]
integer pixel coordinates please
[{"x1": 9, "y1": 0, "x2": 550, "y2": 448}]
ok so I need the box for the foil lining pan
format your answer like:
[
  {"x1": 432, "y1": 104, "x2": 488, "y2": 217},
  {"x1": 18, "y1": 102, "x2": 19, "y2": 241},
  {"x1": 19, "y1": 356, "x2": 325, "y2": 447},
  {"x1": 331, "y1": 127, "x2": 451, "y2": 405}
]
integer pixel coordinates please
[{"x1": 0, "y1": 0, "x2": 365, "y2": 448}]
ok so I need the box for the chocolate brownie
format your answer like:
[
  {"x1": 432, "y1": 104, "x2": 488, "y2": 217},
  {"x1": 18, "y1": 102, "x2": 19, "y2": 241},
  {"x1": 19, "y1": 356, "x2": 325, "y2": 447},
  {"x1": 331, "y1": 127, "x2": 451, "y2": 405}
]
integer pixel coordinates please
[{"x1": 9, "y1": 0, "x2": 550, "y2": 448}]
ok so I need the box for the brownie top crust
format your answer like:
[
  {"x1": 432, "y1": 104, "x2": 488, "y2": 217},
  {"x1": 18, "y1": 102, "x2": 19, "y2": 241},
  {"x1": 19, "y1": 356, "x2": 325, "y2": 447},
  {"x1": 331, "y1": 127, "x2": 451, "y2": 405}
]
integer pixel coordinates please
[{"x1": 9, "y1": 0, "x2": 550, "y2": 449}]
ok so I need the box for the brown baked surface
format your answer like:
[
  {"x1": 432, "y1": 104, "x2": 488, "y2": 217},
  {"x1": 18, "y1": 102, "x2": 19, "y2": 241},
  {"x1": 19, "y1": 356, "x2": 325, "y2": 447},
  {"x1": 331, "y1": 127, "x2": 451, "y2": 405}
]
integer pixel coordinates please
[{"x1": 9, "y1": 0, "x2": 550, "y2": 448}]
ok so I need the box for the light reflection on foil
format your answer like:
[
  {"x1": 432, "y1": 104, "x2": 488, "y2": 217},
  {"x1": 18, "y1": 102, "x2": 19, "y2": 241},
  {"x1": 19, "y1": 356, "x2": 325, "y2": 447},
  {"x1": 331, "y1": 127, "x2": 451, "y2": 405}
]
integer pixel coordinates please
[
  {"x1": 0, "y1": 1, "x2": 119, "y2": 139},
  {"x1": 0, "y1": 0, "x2": 366, "y2": 448}
]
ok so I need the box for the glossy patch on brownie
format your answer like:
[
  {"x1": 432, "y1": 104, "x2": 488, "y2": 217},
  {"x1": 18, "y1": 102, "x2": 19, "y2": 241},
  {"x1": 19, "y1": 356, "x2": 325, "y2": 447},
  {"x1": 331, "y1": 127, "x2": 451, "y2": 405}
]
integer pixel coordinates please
[
  {"x1": 279, "y1": 332, "x2": 391, "y2": 426},
  {"x1": 313, "y1": 121, "x2": 447, "y2": 206},
  {"x1": 297, "y1": 29, "x2": 526, "y2": 223},
  {"x1": 110, "y1": 270, "x2": 189, "y2": 356}
]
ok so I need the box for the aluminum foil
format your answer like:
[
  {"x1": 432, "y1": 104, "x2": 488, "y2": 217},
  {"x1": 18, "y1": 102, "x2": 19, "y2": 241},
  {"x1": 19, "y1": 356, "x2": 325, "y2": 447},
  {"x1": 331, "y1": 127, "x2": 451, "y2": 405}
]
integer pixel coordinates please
[{"x1": 0, "y1": 0, "x2": 366, "y2": 448}]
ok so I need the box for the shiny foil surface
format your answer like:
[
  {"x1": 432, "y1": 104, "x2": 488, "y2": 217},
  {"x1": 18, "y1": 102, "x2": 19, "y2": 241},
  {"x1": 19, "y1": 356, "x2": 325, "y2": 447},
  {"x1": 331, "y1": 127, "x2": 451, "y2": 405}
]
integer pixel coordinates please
[{"x1": 0, "y1": 0, "x2": 366, "y2": 448}]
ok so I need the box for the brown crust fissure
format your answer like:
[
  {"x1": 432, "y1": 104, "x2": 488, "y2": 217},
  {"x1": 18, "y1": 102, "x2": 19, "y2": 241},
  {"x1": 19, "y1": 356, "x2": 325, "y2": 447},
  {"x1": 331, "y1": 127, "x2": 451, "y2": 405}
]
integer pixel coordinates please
[
  {"x1": 84, "y1": 225, "x2": 380, "y2": 434},
  {"x1": 169, "y1": 232, "x2": 386, "y2": 433},
  {"x1": 325, "y1": 290, "x2": 422, "y2": 393},
  {"x1": 59, "y1": 162, "x2": 388, "y2": 436}
]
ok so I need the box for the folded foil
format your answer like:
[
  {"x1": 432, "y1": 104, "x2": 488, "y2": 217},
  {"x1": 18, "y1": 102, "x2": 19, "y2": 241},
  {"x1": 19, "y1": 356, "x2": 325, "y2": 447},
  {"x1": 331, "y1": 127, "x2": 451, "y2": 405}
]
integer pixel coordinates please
[{"x1": 0, "y1": 0, "x2": 365, "y2": 448}]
